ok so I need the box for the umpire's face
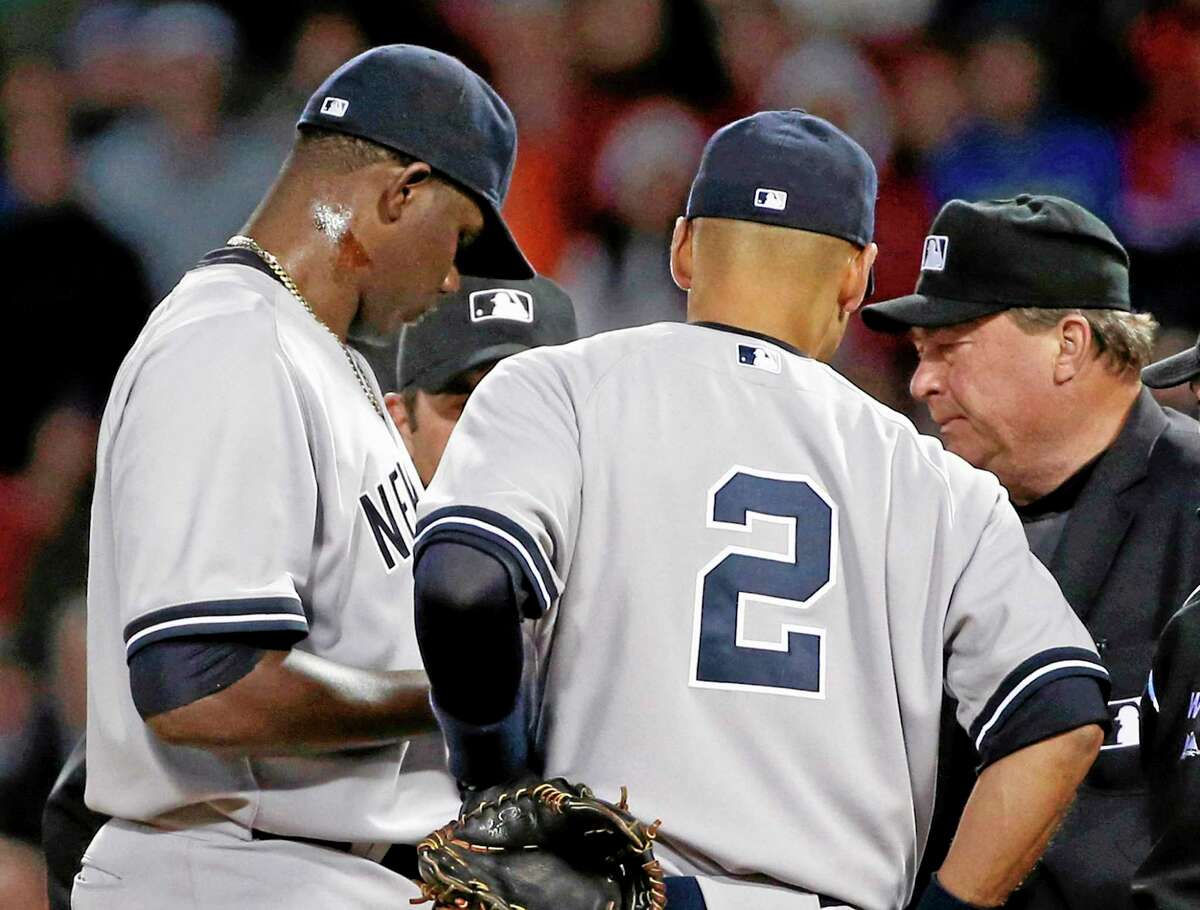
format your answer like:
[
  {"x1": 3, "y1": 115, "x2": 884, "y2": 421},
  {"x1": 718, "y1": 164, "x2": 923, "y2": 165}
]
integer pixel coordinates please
[
  {"x1": 909, "y1": 313, "x2": 1063, "y2": 486},
  {"x1": 386, "y1": 365, "x2": 493, "y2": 486}
]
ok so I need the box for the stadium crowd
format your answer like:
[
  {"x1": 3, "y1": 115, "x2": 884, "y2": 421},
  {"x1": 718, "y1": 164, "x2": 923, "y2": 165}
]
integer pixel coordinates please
[{"x1": 1, "y1": 0, "x2": 1199, "y2": 904}]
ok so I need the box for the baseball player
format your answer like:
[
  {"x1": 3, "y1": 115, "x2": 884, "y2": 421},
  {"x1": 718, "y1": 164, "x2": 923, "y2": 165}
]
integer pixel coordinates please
[
  {"x1": 76, "y1": 46, "x2": 530, "y2": 910},
  {"x1": 41, "y1": 274, "x2": 576, "y2": 909},
  {"x1": 387, "y1": 273, "x2": 579, "y2": 485},
  {"x1": 411, "y1": 111, "x2": 1111, "y2": 910},
  {"x1": 1134, "y1": 339, "x2": 1200, "y2": 909}
]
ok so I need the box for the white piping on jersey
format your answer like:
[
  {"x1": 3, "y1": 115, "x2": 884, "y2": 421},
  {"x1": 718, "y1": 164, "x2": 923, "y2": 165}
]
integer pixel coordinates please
[
  {"x1": 974, "y1": 658, "x2": 1110, "y2": 751},
  {"x1": 1146, "y1": 670, "x2": 1159, "y2": 714},
  {"x1": 415, "y1": 516, "x2": 557, "y2": 609},
  {"x1": 125, "y1": 612, "x2": 309, "y2": 653}
]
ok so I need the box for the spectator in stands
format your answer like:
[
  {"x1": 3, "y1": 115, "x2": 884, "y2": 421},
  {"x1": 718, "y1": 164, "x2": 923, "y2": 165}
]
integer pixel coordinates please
[
  {"x1": 928, "y1": 27, "x2": 1121, "y2": 223},
  {"x1": 559, "y1": 98, "x2": 706, "y2": 335},
  {"x1": 62, "y1": 2, "x2": 144, "y2": 141},
  {"x1": 78, "y1": 2, "x2": 280, "y2": 296}
]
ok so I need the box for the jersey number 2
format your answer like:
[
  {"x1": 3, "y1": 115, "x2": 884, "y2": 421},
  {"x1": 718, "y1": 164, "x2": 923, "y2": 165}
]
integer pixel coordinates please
[{"x1": 690, "y1": 468, "x2": 837, "y2": 698}]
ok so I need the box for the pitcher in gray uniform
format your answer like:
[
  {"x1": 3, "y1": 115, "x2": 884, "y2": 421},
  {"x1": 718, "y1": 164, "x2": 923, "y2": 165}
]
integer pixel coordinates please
[
  {"x1": 411, "y1": 111, "x2": 1111, "y2": 910},
  {"x1": 77, "y1": 46, "x2": 530, "y2": 910}
]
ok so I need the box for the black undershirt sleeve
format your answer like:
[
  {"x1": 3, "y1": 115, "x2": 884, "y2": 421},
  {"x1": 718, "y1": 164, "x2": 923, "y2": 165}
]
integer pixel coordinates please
[
  {"x1": 975, "y1": 675, "x2": 1111, "y2": 770},
  {"x1": 128, "y1": 633, "x2": 293, "y2": 719},
  {"x1": 414, "y1": 540, "x2": 529, "y2": 725}
]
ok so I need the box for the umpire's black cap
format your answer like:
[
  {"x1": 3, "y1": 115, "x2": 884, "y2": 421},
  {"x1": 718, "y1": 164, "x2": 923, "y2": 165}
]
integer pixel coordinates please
[
  {"x1": 1143, "y1": 333, "x2": 1200, "y2": 388},
  {"x1": 861, "y1": 195, "x2": 1131, "y2": 334},
  {"x1": 398, "y1": 275, "x2": 578, "y2": 392},
  {"x1": 298, "y1": 45, "x2": 532, "y2": 280}
]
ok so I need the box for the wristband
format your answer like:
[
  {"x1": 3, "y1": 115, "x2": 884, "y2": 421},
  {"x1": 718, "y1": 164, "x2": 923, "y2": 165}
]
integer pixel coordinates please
[{"x1": 430, "y1": 693, "x2": 530, "y2": 789}]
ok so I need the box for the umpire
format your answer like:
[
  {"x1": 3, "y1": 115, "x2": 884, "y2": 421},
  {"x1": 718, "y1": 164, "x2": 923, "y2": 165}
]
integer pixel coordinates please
[
  {"x1": 1132, "y1": 338, "x2": 1200, "y2": 910},
  {"x1": 862, "y1": 195, "x2": 1200, "y2": 910},
  {"x1": 386, "y1": 273, "x2": 578, "y2": 485}
]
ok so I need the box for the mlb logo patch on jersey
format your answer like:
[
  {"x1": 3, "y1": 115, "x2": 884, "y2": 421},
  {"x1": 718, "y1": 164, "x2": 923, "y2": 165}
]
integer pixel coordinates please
[
  {"x1": 469, "y1": 289, "x2": 534, "y2": 324},
  {"x1": 1101, "y1": 697, "x2": 1141, "y2": 750},
  {"x1": 737, "y1": 344, "x2": 781, "y2": 374},
  {"x1": 921, "y1": 235, "x2": 949, "y2": 272},
  {"x1": 754, "y1": 188, "x2": 788, "y2": 211},
  {"x1": 320, "y1": 97, "x2": 350, "y2": 117}
]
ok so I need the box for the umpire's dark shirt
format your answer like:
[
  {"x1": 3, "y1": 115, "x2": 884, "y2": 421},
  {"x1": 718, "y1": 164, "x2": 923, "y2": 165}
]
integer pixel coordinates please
[{"x1": 917, "y1": 389, "x2": 1200, "y2": 910}]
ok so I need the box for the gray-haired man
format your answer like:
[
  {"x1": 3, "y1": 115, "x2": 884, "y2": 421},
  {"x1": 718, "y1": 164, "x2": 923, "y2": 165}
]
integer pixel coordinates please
[{"x1": 863, "y1": 195, "x2": 1200, "y2": 910}]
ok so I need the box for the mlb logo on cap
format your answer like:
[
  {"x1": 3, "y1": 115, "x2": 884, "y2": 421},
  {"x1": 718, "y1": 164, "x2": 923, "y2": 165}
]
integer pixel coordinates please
[
  {"x1": 469, "y1": 288, "x2": 534, "y2": 323},
  {"x1": 754, "y1": 188, "x2": 788, "y2": 211},
  {"x1": 921, "y1": 235, "x2": 949, "y2": 272},
  {"x1": 320, "y1": 97, "x2": 349, "y2": 117},
  {"x1": 737, "y1": 344, "x2": 781, "y2": 373}
]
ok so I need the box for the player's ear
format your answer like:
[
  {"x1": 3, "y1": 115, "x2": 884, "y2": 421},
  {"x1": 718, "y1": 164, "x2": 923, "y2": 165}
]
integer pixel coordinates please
[
  {"x1": 669, "y1": 217, "x2": 693, "y2": 291},
  {"x1": 384, "y1": 391, "x2": 415, "y2": 446},
  {"x1": 381, "y1": 161, "x2": 434, "y2": 223},
  {"x1": 837, "y1": 242, "x2": 877, "y2": 315}
]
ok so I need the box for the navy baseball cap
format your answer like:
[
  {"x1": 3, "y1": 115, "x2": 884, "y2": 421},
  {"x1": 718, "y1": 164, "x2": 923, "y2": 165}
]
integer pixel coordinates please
[
  {"x1": 687, "y1": 110, "x2": 877, "y2": 250},
  {"x1": 298, "y1": 45, "x2": 532, "y2": 279},
  {"x1": 1143, "y1": 333, "x2": 1200, "y2": 388},
  {"x1": 398, "y1": 274, "x2": 578, "y2": 392},
  {"x1": 861, "y1": 195, "x2": 1131, "y2": 334}
]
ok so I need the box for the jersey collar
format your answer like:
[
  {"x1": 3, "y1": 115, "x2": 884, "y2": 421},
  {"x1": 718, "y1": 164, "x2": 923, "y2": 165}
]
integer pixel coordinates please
[
  {"x1": 690, "y1": 321, "x2": 810, "y2": 359},
  {"x1": 194, "y1": 246, "x2": 285, "y2": 287}
]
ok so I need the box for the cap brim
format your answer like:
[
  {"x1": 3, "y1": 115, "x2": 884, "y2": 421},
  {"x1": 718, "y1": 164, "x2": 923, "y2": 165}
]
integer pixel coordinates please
[
  {"x1": 860, "y1": 294, "x2": 1010, "y2": 334},
  {"x1": 410, "y1": 342, "x2": 530, "y2": 392},
  {"x1": 1142, "y1": 346, "x2": 1200, "y2": 389},
  {"x1": 456, "y1": 200, "x2": 533, "y2": 280}
]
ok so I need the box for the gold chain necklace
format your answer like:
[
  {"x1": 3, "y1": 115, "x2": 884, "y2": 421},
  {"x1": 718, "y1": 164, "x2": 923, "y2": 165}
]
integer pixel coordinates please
[{"x1": 227, "y1": 234, "x2": 384, "y2": 419}]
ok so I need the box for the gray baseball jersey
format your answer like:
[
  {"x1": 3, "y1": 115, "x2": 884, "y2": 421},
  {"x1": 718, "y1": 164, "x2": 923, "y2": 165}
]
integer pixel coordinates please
[
  {"x1": 85, "y1": 252, "x2": 457, "y2": 843},
  {"x1": 416, "y1": 321, "x2": 1108, "y2": 910}
]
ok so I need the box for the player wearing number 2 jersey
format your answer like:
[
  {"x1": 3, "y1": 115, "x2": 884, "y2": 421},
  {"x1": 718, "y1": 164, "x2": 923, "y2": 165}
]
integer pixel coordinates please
[{"x1": 412, "y1": 112, "x2": 1110, "y2": 910}]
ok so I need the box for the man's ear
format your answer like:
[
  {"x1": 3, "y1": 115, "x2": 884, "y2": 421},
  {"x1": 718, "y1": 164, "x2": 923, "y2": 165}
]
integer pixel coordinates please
[
  {"x1": 669, "y1": 217, "x2": 693, "y2": 291},
  {"x1": 1053, "y1": 314, "x2": 1093, "y2": 383},
  {"x1": 384, "y1": 391, "x2": 414, "y2": 444},
  {"x1": 838, "y1": 242, "x2": 878, "y2": 315},
  {"x1": 381, "y1": 161, "x2": 434, "y2": 223}
]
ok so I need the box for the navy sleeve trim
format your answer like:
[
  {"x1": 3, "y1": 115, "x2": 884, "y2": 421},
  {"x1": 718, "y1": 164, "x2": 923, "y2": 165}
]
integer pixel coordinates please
[
  {"x1": 415, "y1": 506, "x2": 560, "y2": 616},
  {"x1": 975, "y1": 675, "x2": 1110, "y2": 770},
  {"x1": 969, "y1": 646, "x2": 1110, "y2": 752},
  {"x1": 123, "y1": 596, "x2": 308, "y2": 660}
]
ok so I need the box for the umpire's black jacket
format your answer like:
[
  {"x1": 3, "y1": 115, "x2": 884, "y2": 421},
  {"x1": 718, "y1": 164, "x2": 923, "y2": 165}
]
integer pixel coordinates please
[{"x1": 919, "y1": 389, "x2": 1200, "y2": 910}]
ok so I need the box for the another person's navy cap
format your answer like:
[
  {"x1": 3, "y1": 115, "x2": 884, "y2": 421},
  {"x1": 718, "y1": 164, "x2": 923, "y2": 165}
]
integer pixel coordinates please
[
  {"x1": 861, "y1": 195, "x2": 1131, "y2": 334},
  {"x1": 1143, "y1": 333, "x2": 1200, "y2": 389},
  {"x1": 398, "y1": 274, "x2": 578, "y2": 392},
  {"x1": 298, "y1": 44, "x2": 532, "y2": 279},
  {"x1": 686, "y1": 110, "x2": 877, "y2": 250}
]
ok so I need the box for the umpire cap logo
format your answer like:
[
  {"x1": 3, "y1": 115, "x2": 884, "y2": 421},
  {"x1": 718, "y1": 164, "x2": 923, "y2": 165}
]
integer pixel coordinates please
[
  {"x1": 320, "y1": 97, "x2": 349, "y2": 117},
  {"x1": 921, "y1": 235, "x2": 949, "y2": 272},
  {"x1": 469, "y1": 289, "x2": 534, "y2": 324}
]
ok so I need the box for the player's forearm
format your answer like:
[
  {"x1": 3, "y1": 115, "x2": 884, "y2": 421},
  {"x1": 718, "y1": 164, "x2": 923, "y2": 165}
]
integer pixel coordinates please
[
  {"x1": 937, "y1": 723, "x2": 1103, "y2": 906},
  {"x1": 147, "y1": 650, "x2": 436, "y2": 755}
]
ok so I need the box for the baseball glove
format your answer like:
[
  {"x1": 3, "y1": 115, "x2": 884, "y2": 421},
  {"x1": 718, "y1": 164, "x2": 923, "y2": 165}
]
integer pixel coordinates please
[{"x1": 412, "y1": 778, "x2": 666, "y2": 910}]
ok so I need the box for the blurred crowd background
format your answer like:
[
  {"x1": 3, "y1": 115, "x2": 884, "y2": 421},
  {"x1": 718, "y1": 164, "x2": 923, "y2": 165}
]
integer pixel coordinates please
[{"x1": 1, "y1": 0, "x2": 1199, "y2": 900}]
